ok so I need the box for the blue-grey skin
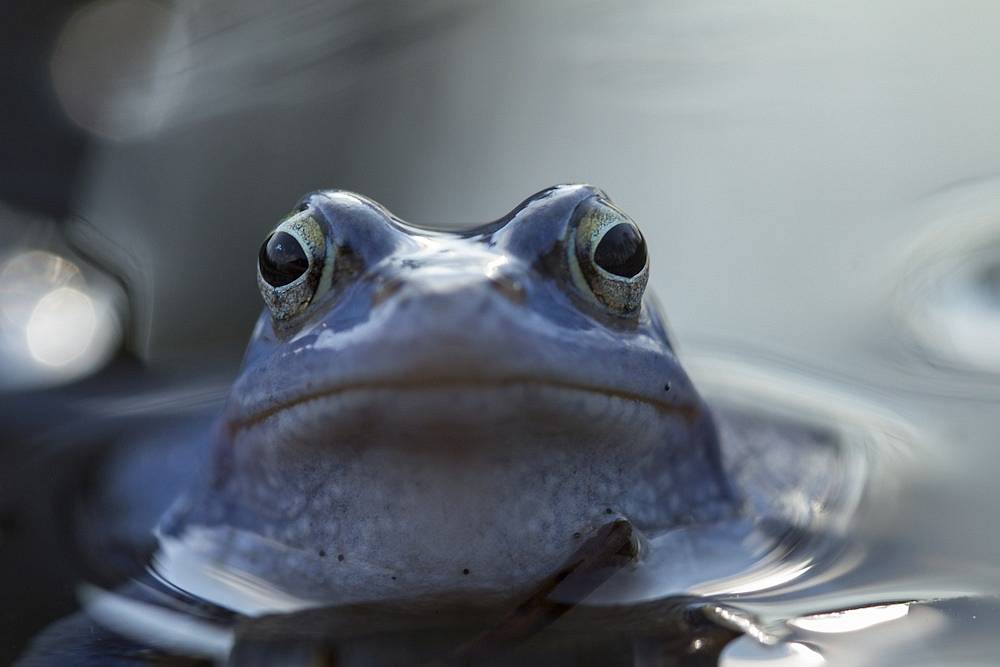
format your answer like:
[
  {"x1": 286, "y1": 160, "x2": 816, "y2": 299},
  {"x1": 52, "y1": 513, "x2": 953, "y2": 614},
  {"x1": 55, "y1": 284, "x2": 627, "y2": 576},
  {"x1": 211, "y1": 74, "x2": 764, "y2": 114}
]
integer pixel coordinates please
[{"x1": 154, "y1": 185, "x2": 738, "y2": 611}]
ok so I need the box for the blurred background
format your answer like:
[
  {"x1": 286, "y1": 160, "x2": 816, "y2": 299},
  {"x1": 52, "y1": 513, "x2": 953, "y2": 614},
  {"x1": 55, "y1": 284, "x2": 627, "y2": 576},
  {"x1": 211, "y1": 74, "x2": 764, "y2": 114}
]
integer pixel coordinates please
[{"x1": 3, "y1": 0, "x2": 1000, "y2": 662}]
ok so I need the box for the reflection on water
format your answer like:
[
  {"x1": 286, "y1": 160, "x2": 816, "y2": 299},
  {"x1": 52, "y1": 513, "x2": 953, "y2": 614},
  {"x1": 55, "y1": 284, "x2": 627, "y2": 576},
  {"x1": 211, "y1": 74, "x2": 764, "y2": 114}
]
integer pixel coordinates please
[
  {"x1": 787, "y1": 603, "x2": 911, "y2": 634},
  {"x1": 724, "y1": 597, "x2": 1000, "y2": 667},
  {"x1": 895, "y1": 194, "x2": 1000, "y2": 374},
  {"x1": 81, "y1": 584, "x2": 233, "y2": 661},
  {"x1": 722, "y1": 641, "x2": 825, "y2": 667}
]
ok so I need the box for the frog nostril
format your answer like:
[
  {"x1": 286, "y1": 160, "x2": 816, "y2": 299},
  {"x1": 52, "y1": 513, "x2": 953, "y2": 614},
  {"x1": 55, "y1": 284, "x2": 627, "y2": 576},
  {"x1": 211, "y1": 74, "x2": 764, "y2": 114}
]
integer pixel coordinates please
[
  {"x1": 372, "y1": 277, "x2": 405, "y2": 307},
  {"x1": 488, "y1": 274, "x2": 526, "y2": 304}
]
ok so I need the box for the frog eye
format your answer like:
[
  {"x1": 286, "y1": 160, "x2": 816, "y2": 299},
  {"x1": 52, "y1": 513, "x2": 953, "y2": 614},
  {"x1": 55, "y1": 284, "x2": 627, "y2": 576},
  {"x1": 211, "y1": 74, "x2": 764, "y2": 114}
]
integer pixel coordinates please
[
  {"x1": 259, "y1": 232, "x2": 309, "y2": 286},
  {"x1": 256, "y1": 210, "x2": 330, "y2": 320},
  {"x1": 569, "y1": 198, "x2": 649, "y2": 315}
]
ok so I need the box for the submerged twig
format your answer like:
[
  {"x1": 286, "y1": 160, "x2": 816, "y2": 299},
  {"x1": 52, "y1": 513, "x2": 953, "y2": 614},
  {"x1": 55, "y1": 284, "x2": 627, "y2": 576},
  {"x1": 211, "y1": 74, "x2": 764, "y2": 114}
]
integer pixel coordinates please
[{"x1": 453, "y1": 519, "x2": 640, "y2": 662}]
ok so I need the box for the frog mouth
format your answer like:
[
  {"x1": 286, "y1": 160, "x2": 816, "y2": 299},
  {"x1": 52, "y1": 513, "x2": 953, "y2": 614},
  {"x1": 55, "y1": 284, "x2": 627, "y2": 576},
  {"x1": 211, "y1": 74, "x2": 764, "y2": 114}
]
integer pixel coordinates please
[{"x1": 227, "y1": 376, "x2": 700, "y2": 434}]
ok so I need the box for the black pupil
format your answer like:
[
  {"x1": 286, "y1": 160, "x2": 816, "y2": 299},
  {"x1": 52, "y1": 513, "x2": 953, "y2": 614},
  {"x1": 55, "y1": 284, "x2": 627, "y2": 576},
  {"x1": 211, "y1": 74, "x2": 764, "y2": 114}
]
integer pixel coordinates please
[
  {"x1": 258, "y1": 232, "x2": 309, "y2": 287},
  {"x1": 593, "y1": 223, "x2": 647, "y2": 278}
]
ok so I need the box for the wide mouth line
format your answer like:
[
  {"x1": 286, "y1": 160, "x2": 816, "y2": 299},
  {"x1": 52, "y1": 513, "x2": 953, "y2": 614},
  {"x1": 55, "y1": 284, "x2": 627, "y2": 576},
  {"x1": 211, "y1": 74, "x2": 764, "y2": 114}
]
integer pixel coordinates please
[{"x1": 228, "y1": 376, "x2": 699, "y2": 432}]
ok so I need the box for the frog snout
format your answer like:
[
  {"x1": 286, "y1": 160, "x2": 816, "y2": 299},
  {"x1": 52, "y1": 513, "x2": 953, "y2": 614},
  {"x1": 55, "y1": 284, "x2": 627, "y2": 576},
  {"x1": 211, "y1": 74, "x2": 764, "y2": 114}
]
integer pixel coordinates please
[
  {"x1": 385, "y1": 281, "x2": 518, "y2": 325},
  {"x1": 371, "y1": 268, "x2": 528, "y2": 318}
]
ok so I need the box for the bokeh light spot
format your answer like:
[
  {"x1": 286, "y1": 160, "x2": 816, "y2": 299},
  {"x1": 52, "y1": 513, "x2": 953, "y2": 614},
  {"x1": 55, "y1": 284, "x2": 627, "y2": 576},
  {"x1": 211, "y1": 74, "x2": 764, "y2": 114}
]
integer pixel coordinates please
[
  {"x1": 26, "y1": 287, "x2": 98, "y2": 366},
  {"x1": 0, "y1": 250, "x2": 121, "y2": 387},
  {"x1": 50, "y1": 0, "x2": 188, "y2": 141}
]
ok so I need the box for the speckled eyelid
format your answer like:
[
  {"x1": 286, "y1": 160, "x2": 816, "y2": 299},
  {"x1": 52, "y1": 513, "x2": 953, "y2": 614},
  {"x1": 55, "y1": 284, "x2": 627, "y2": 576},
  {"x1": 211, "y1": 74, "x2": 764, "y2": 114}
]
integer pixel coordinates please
[
  {"x1": 256, "y1": 211, "x2": 332, "y2": 320},
  {"x1": 567, "y1": 197, "x2": 650, "y2": 315}
]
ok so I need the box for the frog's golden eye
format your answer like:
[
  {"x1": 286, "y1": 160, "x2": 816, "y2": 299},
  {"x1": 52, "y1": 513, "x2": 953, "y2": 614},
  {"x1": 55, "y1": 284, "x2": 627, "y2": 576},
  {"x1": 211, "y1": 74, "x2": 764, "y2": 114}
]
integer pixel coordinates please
[
  {"x1": 256, "y1": 210, "x2": 329, "y2": 320},
  {"x1": 569, "y1": 198, "x2": 649, "y2": 315}
]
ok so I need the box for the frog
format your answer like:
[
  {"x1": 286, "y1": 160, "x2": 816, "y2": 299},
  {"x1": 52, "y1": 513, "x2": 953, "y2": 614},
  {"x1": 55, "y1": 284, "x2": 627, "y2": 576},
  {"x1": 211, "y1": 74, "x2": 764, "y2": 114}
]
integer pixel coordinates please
[
  {"x1": 20, "y1": 185, "x2": 871, "y2": 665},
  {"x1": 153, "y1": 183, "x2": 738, "y2": 611}
]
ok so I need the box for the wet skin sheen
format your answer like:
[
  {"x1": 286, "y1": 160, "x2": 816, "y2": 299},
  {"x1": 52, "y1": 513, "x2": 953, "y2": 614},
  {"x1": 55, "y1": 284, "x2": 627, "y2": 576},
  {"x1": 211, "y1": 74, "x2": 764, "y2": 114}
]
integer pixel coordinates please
[{"x1": 154, "y1": 185, "x2": 737, "y2": 611}]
